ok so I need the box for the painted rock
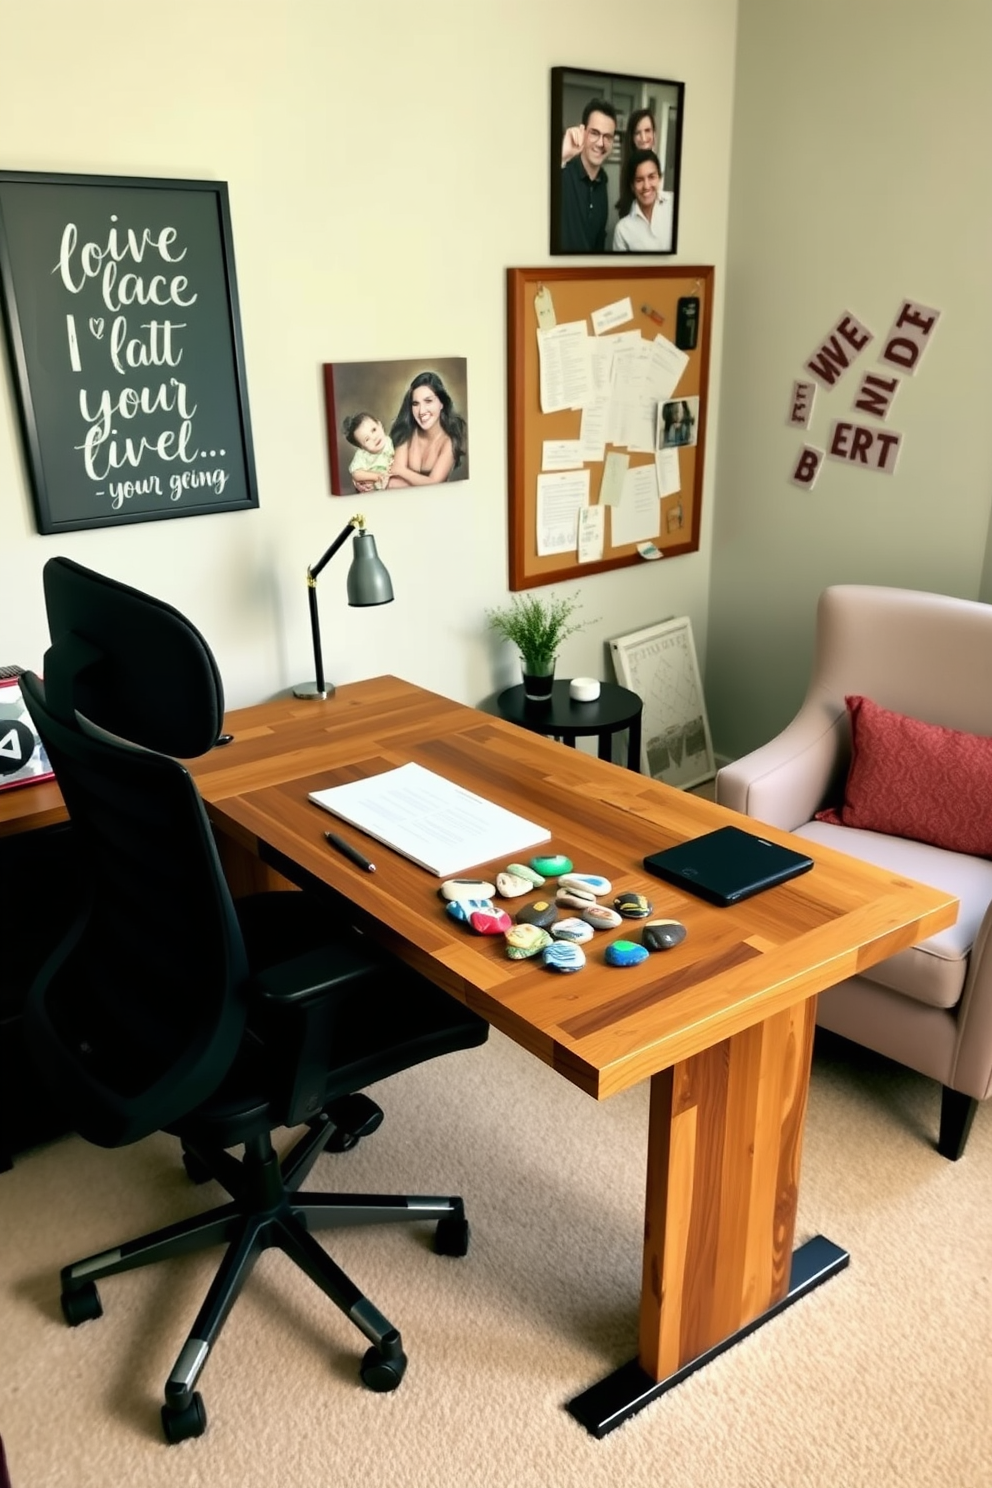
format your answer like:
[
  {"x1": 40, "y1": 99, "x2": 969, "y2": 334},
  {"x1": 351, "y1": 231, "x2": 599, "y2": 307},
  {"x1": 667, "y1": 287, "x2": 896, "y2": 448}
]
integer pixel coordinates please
[
  {"x1": 495, "y1": 870, "x2": 534, "y2": 899},
  {"x1": 642, "y1": 919, "x2": 687, "y2": 951},
  {"x1": 550, "y1": 916, "x2": 594, "y2": 944},
  {"x1": 582, "y1": 904, "x2": 623, "y2": 931},
  {"x1": 605, "y1": 939, "x2": 650, "y2": 968},
  {"x1": 507, "y1": 862, "x2": 546, "y2": 887},
  {"x1": 559, "y1": 872, "x2": 613, "y2": 897},
  {"x1": 441, "y1": 877, "x2": 496, "y2": 902},
  {"x1": 530, "y1": 853, "x2": 573, "y2": 878},
  {"x1": 469, "y1": 905, "x2": 513, "y2": 935},
  {"x1": 505, "y1": 924, "x2": 553, "y2": 959},
  {"x1": 543, "y1": 941, "x2": 586, "y2": 973},
  {"x1": 614, "y1": 891, "x2": 653, "y2": 919},
  {"x1": 516, "y1": 899, "x2": 558, "y2": 929},
  {"x1": 555, "y1": 885, "x2": 597, "y2": 910},
  {"x1": 445, "y1": 897, "x2": 494, "y2": 925}
]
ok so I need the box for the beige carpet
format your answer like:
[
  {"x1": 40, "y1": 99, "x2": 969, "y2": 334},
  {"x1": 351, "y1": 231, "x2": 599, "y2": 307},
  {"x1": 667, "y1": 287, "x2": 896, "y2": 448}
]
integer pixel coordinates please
[{"x1": 1, "y1": 1027, "x2": 989, "y2": 1488}]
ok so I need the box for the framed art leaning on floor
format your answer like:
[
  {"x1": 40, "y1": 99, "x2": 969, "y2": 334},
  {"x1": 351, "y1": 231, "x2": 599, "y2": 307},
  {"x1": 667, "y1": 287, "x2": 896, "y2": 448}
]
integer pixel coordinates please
[{"x1": 609, "y1": 616, "x2": 714, "y2": 789}]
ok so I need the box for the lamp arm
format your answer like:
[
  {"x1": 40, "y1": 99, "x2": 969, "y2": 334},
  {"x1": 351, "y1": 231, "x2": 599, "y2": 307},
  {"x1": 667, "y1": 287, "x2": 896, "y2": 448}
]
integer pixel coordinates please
[
  {"x1": 308, "y1": 513, "x2": 365, "y2": 583},
  {"x1": 303, "y1": 514, "x2": 365, "y2": 699}
]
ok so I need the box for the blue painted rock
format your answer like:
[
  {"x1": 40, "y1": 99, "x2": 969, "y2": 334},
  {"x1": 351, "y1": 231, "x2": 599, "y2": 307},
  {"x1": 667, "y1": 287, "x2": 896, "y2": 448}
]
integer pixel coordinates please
[
  {"x1": 445, "y1": 897, "x2": 494, "y2": 925},
  {"x1": 550, "y1": 916, "x2": 594, "y2": 944},
  {"x1": 605, "y1": 939, "x2": 650, "y2": 967},
  {"x1": 582, "y1": 904, "x2": 623, "y2": 931},
  {"x1": 505, "y1": 924, "x2": 553, "y2": 959},
  {"x1": 614, "y1": 891, "x2": 653, "y2": 919},
  {"x1": 559, "y1": 872, "x2": 613, "y2": 897},
  {"x1": 507, "y1": 862, "x2": 546, "y2": 887},
  {"x1": 555, "y1": 885, "x2": 596, "y2": 910},
  {"x1": 441, "y1": 877, "x2": 495, "y2": 902},
  {"x1": 530, "y1": 853, "x2": 573, "y2": 878},
  {"x1": 642, "y1": 919, "x2": 687, "y2": 951},
  {"x1": 516, "y1": 898, "x2": 558, "y2": 929},
  {"x1": 543, "y1": 941, "x2": 586, "y2": 973},
  {"x1": 495, "y1": 870, "x2": 534, "y2": 899},
  {"x1": 469, "y1": 905, "x2": 513, "y2": 935}
]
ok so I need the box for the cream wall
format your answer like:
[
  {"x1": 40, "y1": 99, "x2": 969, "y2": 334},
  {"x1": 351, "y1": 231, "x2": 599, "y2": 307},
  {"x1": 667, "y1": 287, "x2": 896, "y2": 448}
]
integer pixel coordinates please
[
  {"x1": 0, "y1": 0, "x2": 738, "y2": 710},
  {"x1": 708, "y1": 0, "x2": 992, "y2": 759}
]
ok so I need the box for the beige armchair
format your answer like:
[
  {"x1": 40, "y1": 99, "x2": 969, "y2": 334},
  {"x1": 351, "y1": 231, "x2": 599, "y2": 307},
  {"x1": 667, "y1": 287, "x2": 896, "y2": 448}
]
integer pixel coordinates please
[{"x1": 717, "y1": 584, "x2": 992, "y2": 1159}]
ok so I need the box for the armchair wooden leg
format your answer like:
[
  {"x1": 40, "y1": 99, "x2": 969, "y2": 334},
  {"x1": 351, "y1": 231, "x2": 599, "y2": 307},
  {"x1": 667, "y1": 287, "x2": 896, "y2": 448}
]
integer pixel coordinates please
[{"x1": 937, "y1": 1087, "x2": 978, "y2": 1160}]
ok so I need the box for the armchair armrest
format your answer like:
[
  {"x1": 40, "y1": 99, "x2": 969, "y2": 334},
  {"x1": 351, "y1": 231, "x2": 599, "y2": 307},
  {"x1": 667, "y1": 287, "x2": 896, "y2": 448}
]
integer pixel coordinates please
[
  {"x1": 716, "y1": 702, "x2": 850, "y2": 830},
  {"x1": 950, "y1": 900, "x2": 992, "y2": 1102}
]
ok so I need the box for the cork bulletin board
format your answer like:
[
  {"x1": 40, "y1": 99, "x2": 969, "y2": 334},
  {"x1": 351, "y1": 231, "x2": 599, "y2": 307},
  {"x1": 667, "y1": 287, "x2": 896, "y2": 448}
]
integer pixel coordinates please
[{"x1": 506, "y1": 264, "x2": 713, "y2": 590}]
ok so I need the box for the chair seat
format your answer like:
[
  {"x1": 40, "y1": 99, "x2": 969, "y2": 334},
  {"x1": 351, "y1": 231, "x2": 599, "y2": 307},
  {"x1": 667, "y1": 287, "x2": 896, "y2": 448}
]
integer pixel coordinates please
[{"x1": 795, "y1": 820, "x2": 992, "y2": 1009}]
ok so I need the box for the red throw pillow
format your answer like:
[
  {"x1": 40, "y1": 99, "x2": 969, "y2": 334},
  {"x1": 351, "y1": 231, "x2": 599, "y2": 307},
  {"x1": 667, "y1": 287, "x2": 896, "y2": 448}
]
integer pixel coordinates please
[{"x1": 815, "y1": 694, "x2": 992, "y2": 856}]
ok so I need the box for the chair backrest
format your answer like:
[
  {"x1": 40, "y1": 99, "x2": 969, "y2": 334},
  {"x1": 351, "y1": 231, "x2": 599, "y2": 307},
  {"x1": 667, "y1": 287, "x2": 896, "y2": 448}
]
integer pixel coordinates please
[
  {"x1": 20, "y1": 560, "x2": 248, "y2": 1148},
  {"x1": 809, "y1": 585, "x2": 992, "y2": 736},
  {"x1": 41, "y1": 555, "x2": 224, "y2": 757}
]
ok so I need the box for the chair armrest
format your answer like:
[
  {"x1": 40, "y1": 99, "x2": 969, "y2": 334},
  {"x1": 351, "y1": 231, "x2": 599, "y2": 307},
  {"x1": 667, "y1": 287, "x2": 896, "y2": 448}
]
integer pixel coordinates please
[
  {"x1": 253, "y1": 940, "x2": 379, "y2": 1127},
  {"x1": 716, "y1": 703, "x2": 849, "y2": 830}
]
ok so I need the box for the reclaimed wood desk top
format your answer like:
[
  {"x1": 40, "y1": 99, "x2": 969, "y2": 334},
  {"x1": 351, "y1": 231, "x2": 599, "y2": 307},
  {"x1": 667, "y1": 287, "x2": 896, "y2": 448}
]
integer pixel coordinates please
[
  {"x1": 4, "y1": 673, "x2": 959, "y2": 1428},
  {"x1": 176, "y1": 675, "x2": 956, "y2": 1103}
]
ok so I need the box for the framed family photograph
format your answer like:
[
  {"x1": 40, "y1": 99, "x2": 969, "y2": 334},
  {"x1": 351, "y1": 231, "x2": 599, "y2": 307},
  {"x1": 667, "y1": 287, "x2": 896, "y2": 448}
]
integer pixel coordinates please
[
  {"x1": 323, "y1": 356, "x2": 469, "y2": 495},
  {"x1": 550, "y1": 66, "x2": 685, "y2": 257}
]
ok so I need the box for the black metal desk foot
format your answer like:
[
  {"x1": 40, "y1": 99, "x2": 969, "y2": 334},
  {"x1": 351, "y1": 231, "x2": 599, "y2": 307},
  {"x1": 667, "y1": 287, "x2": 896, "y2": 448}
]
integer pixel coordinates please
[{"x1": 566, "y1": 1234, "x2": 849, "y2": 1439}]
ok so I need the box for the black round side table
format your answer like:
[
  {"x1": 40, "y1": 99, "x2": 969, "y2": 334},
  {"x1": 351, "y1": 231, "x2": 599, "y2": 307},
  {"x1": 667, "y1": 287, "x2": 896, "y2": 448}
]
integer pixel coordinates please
[{"x1": 495, "y1": 680, "x2": 642, "y2": 772}]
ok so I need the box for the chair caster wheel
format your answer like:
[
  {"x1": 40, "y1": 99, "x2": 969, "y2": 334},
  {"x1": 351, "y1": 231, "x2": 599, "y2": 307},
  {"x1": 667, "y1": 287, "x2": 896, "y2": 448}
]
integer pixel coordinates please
[
  {"x1": 360, "y1": 1344, "x2": 407, "y2": 1392},
  {"x1": 325, "y1": 1129, "x2": 359, "y2": 1153},
  {"x1": 162, "y1": 1392, "x2": 207, "y2": 1443},
  {"x1": 181, "y1": 1148, "x2": 212, "y2": 1185},
  {"x1": 325, "y1": 1092, "x2": 384, "y2": 1152},
  {"x1": 61, "y1": 1281, "x2": 103, "y2": 1326},
  {"x1": 435, "y1": 1216, "x2": 470, "y2": 1257}
]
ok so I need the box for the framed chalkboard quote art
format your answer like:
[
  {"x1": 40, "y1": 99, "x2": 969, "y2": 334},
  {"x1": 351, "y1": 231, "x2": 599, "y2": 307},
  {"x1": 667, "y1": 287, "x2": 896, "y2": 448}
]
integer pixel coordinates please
[{"x1": 0, "y1": 172, "x2": 258, "y2": 533}]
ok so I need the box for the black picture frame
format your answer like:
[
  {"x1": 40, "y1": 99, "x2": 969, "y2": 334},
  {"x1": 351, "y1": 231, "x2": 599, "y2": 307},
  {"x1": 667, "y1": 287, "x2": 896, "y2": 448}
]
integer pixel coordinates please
[
  {"x1": 550, "y1": 66, "x2": 685, "y2": 258},
  {"x1": 0, "y1": 171, "x2": 258, "y2": 533}
]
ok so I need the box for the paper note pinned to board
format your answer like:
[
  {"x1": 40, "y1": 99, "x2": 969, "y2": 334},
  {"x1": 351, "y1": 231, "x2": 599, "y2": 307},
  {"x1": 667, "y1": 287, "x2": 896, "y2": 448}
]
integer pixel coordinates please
[
  {"x1": 591, "y1": 297, "x2": 634, "y2": 336},
  {"x1": 538, "y1": 322, "x2": 590, "y2": 413},
  {"x1": 611, "y1": 464, "x2": 660, "y2": 546},
  {"x1": 599, "y1": 451, "x2": 629, "y2": 507},
  {"x1": 542, "y1": 439, "x2": 584, "y2": 471},
  {"x1": 534, "y1": 284, "x2": 556, "y2": 330},
  {"x1": 577, "y1": 504, "x2": 604, "y2": 563},
  {"x1": 655, "y1": 447, "x2": 681, "y2": 496},
  {"x1": 536, "y1": 469, "x2": 589, "y2": 555}
]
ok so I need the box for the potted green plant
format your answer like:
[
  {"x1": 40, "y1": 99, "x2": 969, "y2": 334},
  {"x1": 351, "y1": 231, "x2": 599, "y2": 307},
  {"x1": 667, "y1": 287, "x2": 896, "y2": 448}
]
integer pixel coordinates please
[{"x1": 485, "y1": 590, "x2": 591, "y2": 701}]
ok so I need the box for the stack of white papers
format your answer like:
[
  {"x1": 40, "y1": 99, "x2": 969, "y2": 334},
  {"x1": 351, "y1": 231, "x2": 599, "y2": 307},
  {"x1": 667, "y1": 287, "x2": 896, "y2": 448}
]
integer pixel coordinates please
[{"x1": 309, "y1": 762, "x2": 551, "y2": 878}]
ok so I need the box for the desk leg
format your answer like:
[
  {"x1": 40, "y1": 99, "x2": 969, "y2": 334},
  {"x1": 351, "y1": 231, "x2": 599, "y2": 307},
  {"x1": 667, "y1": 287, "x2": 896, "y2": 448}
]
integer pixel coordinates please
[{"x1": 567, "y1": 997, "x2": 848, "y2": 1437}]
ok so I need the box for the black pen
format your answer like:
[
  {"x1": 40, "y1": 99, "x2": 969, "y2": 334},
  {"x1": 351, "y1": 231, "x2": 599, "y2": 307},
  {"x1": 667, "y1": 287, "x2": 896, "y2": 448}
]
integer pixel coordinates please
[{"x1": 325, "y1": 831, "x2": 376, "y2": 873}]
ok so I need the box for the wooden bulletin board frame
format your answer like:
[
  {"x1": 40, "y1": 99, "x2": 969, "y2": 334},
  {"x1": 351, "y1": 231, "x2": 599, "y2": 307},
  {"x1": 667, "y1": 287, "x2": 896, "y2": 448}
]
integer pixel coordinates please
[{"x1": 507, "y1": 264, "x2": 713, "y2": 591}]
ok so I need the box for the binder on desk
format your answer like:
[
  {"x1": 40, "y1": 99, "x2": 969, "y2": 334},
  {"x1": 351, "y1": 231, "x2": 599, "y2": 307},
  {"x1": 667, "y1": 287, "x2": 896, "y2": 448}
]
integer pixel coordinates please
[{"x1": 308, "y1": 761, "x2": 551, "y2": 878}]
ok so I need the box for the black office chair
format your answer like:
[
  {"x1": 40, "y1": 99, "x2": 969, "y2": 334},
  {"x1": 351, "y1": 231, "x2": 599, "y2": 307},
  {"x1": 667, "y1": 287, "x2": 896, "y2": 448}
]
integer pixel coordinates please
[{"x1": 21, "y1": 556, "x2": 489, "y2": 1443}]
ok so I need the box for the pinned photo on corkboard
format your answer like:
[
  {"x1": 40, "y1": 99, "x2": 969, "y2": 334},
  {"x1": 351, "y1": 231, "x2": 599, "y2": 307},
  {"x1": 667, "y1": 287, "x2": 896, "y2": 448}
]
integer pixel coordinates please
[
  {"x1": 550, "y1": 66, "x2": 684, "y2": 256},
  {"x1": 323, "y1": 357, "x2": 469, "y2": 495}
]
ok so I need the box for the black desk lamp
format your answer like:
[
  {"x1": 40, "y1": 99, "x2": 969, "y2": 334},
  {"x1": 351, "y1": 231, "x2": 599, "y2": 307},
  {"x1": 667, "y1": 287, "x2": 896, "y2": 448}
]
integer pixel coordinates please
[{"x1": 293, "y1": 514, "x2": 393, "y2": 700}]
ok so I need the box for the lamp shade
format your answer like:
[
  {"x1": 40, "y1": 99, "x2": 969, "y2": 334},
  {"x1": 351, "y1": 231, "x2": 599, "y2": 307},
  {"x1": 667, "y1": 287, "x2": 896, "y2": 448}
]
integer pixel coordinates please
[{"x1": 346, "y1": 530, "x2": 394, "y2": 607}]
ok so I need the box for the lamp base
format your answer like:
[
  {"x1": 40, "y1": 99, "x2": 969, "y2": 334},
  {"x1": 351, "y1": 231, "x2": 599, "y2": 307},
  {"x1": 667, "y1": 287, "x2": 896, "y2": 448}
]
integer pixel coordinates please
[{"x1": 292, "y1": 682, "x2": 335, "y2": 700}]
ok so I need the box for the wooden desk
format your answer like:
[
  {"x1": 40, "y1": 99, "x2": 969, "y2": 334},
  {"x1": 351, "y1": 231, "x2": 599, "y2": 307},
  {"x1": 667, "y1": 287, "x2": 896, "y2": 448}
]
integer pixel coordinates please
[{"x1": 5, "y1": 676, "x2": 957, "y2": 1436}]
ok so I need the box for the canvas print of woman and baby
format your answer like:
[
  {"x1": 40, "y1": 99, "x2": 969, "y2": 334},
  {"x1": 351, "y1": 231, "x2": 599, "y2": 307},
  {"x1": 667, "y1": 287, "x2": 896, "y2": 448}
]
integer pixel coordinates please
[{"x1": 324, "y1": 357, "x2": 469, "y2": 495}]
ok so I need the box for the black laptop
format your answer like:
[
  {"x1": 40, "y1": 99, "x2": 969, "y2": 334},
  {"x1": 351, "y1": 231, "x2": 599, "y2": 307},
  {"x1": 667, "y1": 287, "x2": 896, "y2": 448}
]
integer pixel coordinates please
[{"x1": 643, "y1": 825, "x2": 814, "y2": 907}]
